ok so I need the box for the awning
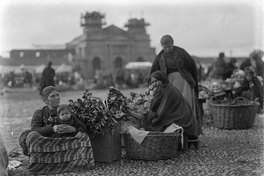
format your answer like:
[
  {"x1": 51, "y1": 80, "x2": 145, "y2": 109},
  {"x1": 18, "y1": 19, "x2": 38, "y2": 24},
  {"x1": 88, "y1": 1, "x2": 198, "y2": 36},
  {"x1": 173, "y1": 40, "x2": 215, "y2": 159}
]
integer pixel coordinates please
[
  {"x1": 35, "y1": 64, "x2": 46, "y2": 74},
  {"x1": 125, "y1": 62, "x2": 152, "y2": 69},
  {"x1": 56, "y1": 63, "x2": 72, "y2": 73},
  {"x1": 0, "y1": 65, "x2": 16, "y2": 74}
]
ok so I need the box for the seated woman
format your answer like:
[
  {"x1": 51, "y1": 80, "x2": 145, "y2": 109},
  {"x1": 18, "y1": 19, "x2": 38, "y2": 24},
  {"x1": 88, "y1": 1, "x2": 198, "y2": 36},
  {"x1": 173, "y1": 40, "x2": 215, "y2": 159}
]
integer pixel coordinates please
[
  {"x1": 235, "y1": 67, "x2": 263, "y2": 113},
  {"x1": 19, "y1": 86, "x2": 94, "y2": 174},
  {"x1": 145, "y1": 71, "x2": 200, "y2": 139}
]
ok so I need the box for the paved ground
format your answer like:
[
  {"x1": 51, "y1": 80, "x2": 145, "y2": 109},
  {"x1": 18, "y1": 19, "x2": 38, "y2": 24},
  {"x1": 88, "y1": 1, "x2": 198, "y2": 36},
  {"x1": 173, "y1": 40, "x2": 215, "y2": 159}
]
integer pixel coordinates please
[{"x1": 1, "y1": 88, "x2": 264, "y2": 176}]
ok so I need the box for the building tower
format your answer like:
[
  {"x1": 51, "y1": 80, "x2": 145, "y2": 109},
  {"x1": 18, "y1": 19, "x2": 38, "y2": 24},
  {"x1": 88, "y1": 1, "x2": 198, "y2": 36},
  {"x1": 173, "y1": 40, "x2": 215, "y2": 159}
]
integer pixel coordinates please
[
  {"x1": 80, "y1": 11, "x2": 106, "y2": 34},
  {"x1": 125, "y1": 18, "x2": 154, "y2": 62},
  {"x1": 125, "y1": 18, "x2": 149, "y2": 35}
]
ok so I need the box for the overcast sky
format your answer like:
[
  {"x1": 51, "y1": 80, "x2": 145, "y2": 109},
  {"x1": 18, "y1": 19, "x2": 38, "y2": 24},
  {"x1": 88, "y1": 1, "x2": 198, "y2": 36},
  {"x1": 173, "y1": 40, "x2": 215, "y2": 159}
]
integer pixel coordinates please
[{"x1": 0, "y1": 0, "x2": 263, "y2": 57}]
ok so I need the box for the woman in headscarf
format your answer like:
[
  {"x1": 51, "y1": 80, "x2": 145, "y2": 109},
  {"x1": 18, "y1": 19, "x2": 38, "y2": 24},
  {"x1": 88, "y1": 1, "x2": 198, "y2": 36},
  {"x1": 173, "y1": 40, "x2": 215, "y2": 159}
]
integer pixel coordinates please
[
  {"x1": 235, "y1": 67, "x2": 263, "y2": 113},
  {"x1": 19, "y1": 86, "x2": 78, "y2": 156},
  {"x1": 145, "y1": 71, "x2": 199, "y2": 139},
  {"x1": 18, "y1": 86, "x2": 94, "y2": 174},
  {"x1": 150, "y1": 35, "x2": 202, "y2": 135}
]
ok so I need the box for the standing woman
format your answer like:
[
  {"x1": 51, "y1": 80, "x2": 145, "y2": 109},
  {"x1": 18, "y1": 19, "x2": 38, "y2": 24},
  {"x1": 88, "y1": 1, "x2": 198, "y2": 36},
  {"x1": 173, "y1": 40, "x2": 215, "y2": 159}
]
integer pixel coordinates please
[{"x1": 150, "y1": 34, "x2": 202, "y2": 135}]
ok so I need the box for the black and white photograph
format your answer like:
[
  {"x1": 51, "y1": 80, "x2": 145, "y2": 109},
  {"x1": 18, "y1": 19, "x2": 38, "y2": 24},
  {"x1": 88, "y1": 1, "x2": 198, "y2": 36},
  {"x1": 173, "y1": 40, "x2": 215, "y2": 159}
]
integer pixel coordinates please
[{"x1": 0, "y1": 0, "x2": 263, "y2": 175}]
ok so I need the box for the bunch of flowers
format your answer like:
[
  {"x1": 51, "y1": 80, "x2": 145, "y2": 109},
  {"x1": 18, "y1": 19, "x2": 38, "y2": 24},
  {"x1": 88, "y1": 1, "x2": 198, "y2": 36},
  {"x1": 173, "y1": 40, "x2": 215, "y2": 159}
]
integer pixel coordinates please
[
  {"x1": 68, "y1": 84, "x2": 160, "y2": 137},
  {"x1": 106, "y1": 86, "x2": 143, "y2": 125},
  {"x1": 127, "y1": 80, "x2": 160, "y2": 114},
  {"x1": 68, "y1": 90, "x2": 117, "y2": 137}
]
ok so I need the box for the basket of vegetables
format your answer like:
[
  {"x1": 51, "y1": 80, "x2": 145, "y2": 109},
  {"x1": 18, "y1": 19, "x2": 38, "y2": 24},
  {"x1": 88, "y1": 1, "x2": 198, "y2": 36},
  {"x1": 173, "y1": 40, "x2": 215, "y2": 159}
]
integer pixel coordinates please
[{"x1": 209, "y1": 97, "x2": 259, "y2": 129}]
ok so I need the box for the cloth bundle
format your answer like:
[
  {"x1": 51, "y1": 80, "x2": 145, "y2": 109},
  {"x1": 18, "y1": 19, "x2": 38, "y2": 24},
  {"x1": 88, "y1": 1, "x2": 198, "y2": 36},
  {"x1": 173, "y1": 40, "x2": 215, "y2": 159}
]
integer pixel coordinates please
[
  {"x1": 123, "y1": 123, "x2": 183, "y2": 146},
  {"x1": 26, "y1": 131, "x2": 94, "y2": 174}
]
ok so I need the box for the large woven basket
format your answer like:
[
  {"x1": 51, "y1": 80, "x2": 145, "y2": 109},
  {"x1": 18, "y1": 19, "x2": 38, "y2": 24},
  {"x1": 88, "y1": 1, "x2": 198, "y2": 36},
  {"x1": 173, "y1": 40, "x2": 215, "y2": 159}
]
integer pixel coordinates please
[
  {"x1": 209, "y1": 97, "x2": 258, "y2": 129},
  {"x1": 124, "y1": 130, "x2": 181, "y2": 160}
]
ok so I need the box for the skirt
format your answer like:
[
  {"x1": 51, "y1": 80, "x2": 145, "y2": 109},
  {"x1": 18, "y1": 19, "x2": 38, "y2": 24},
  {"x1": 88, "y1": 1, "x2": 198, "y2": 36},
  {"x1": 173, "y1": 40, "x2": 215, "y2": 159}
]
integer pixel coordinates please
[{"x1": 168, "y1": 72, "x2": 196, "y2": 118}]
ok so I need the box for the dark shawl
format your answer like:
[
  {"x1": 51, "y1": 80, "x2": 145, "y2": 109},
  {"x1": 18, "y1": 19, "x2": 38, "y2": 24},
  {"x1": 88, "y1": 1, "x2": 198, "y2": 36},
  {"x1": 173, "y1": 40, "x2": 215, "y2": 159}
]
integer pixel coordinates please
[
  {"x1": 148, "y1": 70, "x2": 169, "y2": 84},
  {"x1": 145, "y1": 84, "x2": 199, "y2": 138},
  {"x1": 150, "y1": 46, "x2": 201, "y2": 122},
  {"x1": 255, "y1": 59, "x2": 264, "y2": 78}
]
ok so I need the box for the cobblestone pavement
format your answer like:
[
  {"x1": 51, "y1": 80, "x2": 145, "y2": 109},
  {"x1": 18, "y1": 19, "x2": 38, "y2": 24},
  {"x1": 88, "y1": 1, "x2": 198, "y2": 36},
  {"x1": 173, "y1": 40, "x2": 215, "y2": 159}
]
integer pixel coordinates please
[{"x1": 1, "y1": 89, "x2": 264, "y2": 176}]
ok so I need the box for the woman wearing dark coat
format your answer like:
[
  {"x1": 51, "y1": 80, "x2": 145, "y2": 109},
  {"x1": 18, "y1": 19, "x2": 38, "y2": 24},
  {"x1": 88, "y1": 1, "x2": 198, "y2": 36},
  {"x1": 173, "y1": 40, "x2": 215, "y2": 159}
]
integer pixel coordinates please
[
  {"x1": 40, "y1": 61, "x2": 55, "y2": 93},
  {"x1": 150, "y1": 35, "x2": 202, "y2": 135},
  {"x1": 19, "y1": 86, "x2": 80, "y2": 156},
  {"x1": 235, "y1": 68, "x2": 263, "y2": 113},
  {"x1": 145, "y1": 71, "x2": 200, "y2": 139}
]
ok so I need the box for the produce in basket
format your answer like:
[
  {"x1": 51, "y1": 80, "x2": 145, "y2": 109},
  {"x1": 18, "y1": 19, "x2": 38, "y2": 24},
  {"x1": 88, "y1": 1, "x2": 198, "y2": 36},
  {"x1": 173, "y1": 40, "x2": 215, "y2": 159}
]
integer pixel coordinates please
[
  {"x1": 127, "y1": 92, "x2": 150, "y2": 114},
  {"x1": 209, "y1": 96, "x2": 259, "y2": 129},
  {"x1": 198, "y1": 84, "x2": 213, "y2": 99},
  {"x1": 126, "y1": 80, "x2": 160, "y2": 115},
  {"x1": 211, "y1": 96, "x2": 256, "y2": 106},
  {"x1": 106, "y1": 86, "x2": 144, "y2": 125}
]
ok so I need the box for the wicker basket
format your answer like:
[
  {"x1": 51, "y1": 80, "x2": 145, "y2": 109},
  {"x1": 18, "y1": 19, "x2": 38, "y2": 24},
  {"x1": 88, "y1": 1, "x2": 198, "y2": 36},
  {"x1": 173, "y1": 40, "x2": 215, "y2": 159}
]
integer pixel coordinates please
[
  {"x1": 124, "y1": 130, "x2": 181, "y2": 160},
  {"x1": 209, "y1": 97, "x2": 258, "y2": 129}
]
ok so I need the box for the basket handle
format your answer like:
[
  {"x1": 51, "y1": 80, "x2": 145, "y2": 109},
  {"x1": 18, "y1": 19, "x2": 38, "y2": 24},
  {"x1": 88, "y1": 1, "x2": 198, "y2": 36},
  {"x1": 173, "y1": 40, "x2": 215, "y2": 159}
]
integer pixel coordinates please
[{"x1": 230, "y1": 97, "x2": 248, "y2": 105}]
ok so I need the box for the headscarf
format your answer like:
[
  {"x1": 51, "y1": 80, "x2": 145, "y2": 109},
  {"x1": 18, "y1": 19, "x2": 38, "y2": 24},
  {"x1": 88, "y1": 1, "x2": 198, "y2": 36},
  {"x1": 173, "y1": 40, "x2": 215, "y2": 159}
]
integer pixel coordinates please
[
  {"x1": 148, "y1": 71, "x2": 169, "y2": 84},
  {"x1": 244, "y1": 67, "x2": 255, "y2": 76},
  {"x1": 41, "y1": 86, "x2": 58, "y2": 101},
  {"x1": 160, "y1": 35, "x2": 174, "y2": 45}
]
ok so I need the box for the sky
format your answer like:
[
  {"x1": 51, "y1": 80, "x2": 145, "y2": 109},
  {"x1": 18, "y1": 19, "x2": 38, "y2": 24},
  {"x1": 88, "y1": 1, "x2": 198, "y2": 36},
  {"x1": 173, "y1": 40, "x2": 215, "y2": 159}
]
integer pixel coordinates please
[{"x1": 0, "y1": 0, "x2": 263, "y2": 57}]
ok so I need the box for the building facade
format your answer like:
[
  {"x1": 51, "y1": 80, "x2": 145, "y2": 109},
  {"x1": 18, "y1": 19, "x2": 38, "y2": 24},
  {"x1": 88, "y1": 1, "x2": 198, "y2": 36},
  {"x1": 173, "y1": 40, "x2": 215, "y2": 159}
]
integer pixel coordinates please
[
  {"x1": 1, "y1": 11, "x2": 155, "y2": 79},
  {"x1": 66, "y1": 11, "x2": 156, "y2": 78}
]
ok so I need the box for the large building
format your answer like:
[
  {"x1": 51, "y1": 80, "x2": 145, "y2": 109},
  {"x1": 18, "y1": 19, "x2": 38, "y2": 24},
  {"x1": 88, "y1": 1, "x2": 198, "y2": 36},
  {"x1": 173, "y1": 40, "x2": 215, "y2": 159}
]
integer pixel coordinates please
[
  {"x1": 0, "y1": 11, "x2": 156, "y2": 78},
  {"x1": 66, "y1": 11, "x2": 156, "y2": 78}
]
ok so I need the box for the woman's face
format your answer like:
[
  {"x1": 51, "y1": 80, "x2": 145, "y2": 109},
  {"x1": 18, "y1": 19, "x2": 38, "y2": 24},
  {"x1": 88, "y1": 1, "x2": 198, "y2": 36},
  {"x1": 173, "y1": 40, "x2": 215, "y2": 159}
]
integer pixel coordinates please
[
  {"x1": 150, "y1": 77, "x2": 162, "y2": 85},
  {"x1": 44, "y1": 90, "x2": 60, "y2": 109},
  {"x1": 162, "y1": 43, "x2": 174, "y2": 53},
  {"x1": 245, "y1": 74, "x2": 253, "y2": 81}
]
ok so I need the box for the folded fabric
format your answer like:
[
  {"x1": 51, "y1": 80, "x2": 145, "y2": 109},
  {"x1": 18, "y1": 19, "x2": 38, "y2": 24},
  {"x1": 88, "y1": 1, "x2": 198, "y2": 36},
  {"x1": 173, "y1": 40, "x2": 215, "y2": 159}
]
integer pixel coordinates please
[
  {"x1": 26, "y1": 131, "x2": 94, "y2": 174},
  {"x1": 127, "y1": 126, "x2": 150, "y2": 145},
  {"x1": 164, "y1": 123, "x2": 184, "y2": 148}
]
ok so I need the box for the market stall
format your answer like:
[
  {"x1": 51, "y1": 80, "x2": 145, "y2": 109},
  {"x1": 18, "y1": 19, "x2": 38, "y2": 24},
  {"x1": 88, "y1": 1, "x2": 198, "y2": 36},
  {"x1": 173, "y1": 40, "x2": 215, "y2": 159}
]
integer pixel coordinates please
[
  {"x1": 124, "y1": 61, "x2": 152, "y2": 88},
  {"x1": 199, "y1": 69, "x2": 261, "y2": 129}
]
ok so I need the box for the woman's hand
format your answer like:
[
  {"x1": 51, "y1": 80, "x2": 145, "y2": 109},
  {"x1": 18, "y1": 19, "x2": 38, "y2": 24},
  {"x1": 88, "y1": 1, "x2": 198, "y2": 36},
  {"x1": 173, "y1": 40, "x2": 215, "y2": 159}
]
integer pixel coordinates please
[{"x1": 54, "y1": 124, "x2": 76, "y2": 134}]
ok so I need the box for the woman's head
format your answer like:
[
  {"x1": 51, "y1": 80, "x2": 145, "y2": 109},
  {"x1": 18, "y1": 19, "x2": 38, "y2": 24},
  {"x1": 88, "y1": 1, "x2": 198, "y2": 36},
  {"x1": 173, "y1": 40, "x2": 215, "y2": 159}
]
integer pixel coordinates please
[
  {"x1": 244, "y1": 67, "x2": 255, "y2": 81},
  {"x1": 57, "y1": 104, "x2": 71, "y2": 121},
  {"x1": 160, "y1": 35, "x2": 174, "y2": 53},
  {"x1": 41, "y1": 86, "x2": 60, "y2": 109},
  {"x1": 148, "y1": 71, "x2": 169, "y2": 85}
]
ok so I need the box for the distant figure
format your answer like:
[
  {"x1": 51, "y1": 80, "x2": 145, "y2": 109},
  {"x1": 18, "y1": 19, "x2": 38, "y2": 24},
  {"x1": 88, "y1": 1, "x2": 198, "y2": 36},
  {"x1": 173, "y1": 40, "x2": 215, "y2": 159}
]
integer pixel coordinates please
[
  {"x1": 210, "y1": 52, "x2": 233, "y2": 80},
  {"x1": 229, "y1": 58, "x2": 238, "y2": 70},
  {"x1": 250, "y1": 50, "x2": 264, "y2": 79},
  {"x1": 23, "y1": 71, "x2": 33, "y2": 87},
  {"x1": 235, "y1": 67, "x2": 263, "y2": 113},
  {"x1": 240, "y1": 58, "x2": 251, "y2": 70},
  {"x1": 40, "y1": 61, "x2": 55, "y2": 93}
]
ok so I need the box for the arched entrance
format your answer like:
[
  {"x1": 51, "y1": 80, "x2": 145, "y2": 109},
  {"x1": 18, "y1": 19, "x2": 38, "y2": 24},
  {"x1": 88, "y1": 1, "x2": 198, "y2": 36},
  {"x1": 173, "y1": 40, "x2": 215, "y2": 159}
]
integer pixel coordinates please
[
  {"x1": 114, "y1": 57, "x2": 123, "y2": 68},
  {"x1": 92, "y1": 57, "x2": 101, "y2": 70},
  {"x1": 136, "y1": 56, "x2": 145, "y2": 62}
]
